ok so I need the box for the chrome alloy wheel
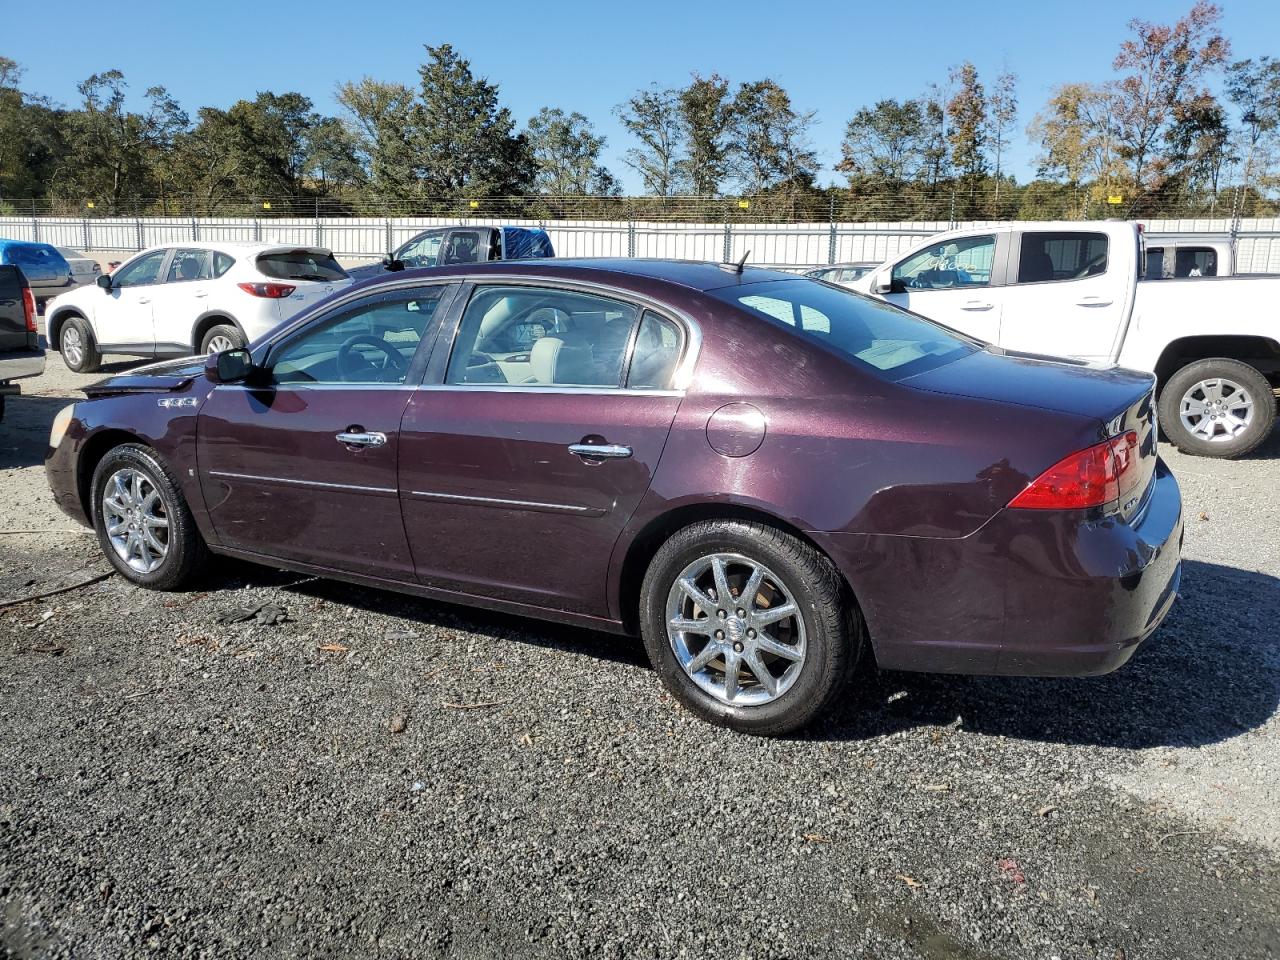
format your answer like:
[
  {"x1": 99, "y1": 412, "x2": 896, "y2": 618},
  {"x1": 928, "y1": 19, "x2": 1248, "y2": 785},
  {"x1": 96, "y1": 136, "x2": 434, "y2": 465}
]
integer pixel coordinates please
[
  {"x1": 205, "y1": 334, "x2": 236, "y2": 354},
  {"x1": 665, "y1": 553, "x2": 807, "y2": 706},
  {"x1": 62, "y1": 325, "x2": 84, "y2": 368},
  {"x1": 1179, "y1": 377, "x2": 1254, "y2": 443},
  {"x1": 101, "y1": 468, "x2": 170, "y2": 574}
]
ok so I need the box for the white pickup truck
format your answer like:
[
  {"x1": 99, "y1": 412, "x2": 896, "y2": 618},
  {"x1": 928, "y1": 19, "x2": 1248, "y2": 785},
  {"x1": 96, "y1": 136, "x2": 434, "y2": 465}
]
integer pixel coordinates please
[{"x1": 851, "y1": 221, "x2": 1280, "y2": 458}]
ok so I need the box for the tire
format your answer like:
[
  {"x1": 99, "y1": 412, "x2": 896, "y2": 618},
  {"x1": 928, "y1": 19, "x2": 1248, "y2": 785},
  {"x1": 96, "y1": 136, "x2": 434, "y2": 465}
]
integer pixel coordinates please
[
  {"x1": 639, "y1": 519, "x2": 860, "y2": 736},
  {"x1": 59, "y1": 315, "x2": 101, "y2": 374},
  {"x1": 91, "y1": 444, "x2": 208, "y2": 590},
  {"x1": 200, "y1": 323, "x2": 245, "y2": 355},
  {"x1": 1158, "y1": 358, "x2": 1276, "y2": 459}
]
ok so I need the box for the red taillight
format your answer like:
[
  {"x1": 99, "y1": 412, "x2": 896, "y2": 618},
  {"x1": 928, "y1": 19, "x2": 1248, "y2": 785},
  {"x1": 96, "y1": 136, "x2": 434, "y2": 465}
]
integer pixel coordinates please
[
  {"x1": 237, "y1": 282, "x2": 296, "y2": 299},
  {"x1": 1009, "y1": 431, "x2": 1140, "y2": 510},
  {"x1": 21, "y1": 287, "x2": 36, "y2": 333}
]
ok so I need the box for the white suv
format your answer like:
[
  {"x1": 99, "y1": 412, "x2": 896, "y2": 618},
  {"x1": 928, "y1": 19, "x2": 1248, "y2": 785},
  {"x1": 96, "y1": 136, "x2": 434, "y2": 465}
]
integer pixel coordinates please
[{"x1": 45, "y1": 241, "x2": 352, "y2": 373}]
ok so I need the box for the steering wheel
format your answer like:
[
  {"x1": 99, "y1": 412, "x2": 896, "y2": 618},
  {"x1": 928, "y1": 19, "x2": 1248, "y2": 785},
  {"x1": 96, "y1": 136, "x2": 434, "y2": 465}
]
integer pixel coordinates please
[{"x1": 337, "y1": 334, "x2": 407, "y2": 381}]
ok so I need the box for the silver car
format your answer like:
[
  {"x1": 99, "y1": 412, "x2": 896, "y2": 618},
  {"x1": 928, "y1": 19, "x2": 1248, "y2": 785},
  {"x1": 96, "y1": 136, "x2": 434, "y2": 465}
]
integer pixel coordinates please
[{"x1": 56, "y1": 247, "x2": 103, "y2": 288}]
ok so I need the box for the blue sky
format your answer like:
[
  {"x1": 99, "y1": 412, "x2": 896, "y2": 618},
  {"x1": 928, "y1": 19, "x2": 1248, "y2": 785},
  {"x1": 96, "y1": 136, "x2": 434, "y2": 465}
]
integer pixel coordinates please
[{"x1": 6, "y1": 0, "x2": 1278, "y2": 192}]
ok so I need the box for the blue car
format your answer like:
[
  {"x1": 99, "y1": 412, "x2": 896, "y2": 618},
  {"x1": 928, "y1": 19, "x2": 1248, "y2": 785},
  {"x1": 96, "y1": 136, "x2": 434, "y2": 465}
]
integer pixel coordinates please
[
  {"x1": 0, "y1": 240, "x2": 74, "y2": 299},
  {"x1": 346, "y1": 225, "x2": 554, "y2": 282}
]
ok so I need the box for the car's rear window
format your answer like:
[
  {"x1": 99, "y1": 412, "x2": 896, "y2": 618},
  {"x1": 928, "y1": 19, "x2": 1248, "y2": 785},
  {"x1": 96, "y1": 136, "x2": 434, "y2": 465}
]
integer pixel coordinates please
[
  {"x1": 256, "y1": 250, "x2": 347, "y2": 282},
  {"x1": 0, "y1": 265, "x2": 22, "y2": 298},
  {"x1": 711, "y1": 278, "x2": 978, "y2": 381}
]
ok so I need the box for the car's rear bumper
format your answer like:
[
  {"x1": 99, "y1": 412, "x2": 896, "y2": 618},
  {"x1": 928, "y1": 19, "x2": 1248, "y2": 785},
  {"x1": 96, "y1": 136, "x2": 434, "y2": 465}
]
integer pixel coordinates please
[
  {"x1": 0, "y1": 346, "x2": 46, "y2": 385},
  {"x1": 814, "y1": 459, "x2": 1183, "y2": 677}
]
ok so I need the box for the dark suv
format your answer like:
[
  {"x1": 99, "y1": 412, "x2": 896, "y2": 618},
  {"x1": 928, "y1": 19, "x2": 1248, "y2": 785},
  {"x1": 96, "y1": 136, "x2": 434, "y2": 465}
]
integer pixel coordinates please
[
  {"x1": 347, "y1": 226, "x2": 553, "y2": 282},
  {"x1": 0, "y1": 264, "x2": 44, "y2": 421}
]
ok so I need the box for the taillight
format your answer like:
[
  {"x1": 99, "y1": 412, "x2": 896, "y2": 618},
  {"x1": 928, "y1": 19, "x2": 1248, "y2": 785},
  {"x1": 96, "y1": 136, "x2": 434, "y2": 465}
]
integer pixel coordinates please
[
  {"x1": 237, "y1": 282, "x2": 296, "y2": 299},
  {"x1": 21, "y1": 288, "x2": 36, "y2": 333},
  {"x1": 1009, "y1": 431, "x2": 1140, "y2": 510}
]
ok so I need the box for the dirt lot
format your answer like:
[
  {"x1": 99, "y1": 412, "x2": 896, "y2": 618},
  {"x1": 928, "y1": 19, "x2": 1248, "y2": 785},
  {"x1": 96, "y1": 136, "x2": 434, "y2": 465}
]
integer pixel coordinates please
[{"x1": 2, "y1": 349, "x2": 1278, "y2": 959}]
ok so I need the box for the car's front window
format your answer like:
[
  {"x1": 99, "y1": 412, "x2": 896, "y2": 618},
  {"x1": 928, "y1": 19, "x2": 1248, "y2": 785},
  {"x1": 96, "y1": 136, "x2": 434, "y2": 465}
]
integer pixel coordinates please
[
  {"x1": 113, "y1": 250, "x2": 168, "y2": 287},
  {"x1": 711, "y1": 278, "x2": 978, "y2": 380},
  {"x1": 891, "y1": 236, "x2": 995, "y2": 289},
  {"x1": 271, "y1": 288, "x2": 446, "y2": 385},
  {"x1": 398, "y1": 233, "x2": 443, "y2": 269}
]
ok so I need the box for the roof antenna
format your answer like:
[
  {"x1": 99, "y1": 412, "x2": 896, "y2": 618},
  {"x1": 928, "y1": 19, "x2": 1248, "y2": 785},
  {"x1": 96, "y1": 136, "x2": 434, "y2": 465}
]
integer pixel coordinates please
[{"x1": 719, "y1": 250, "x2": 751, "y2": 274}]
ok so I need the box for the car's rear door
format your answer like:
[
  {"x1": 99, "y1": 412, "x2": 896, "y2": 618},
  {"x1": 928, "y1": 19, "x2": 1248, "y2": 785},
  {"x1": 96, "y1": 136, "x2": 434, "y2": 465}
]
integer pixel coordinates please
[
  {"x1": 197, "y1": 282, "x2": 458, "y2": 579},
  {"x1": 147, "y1": 248, "x2": 214, "y2": 353},
  {"x1": 398, "y1": 280, "x2": 689, "y2": 617}
]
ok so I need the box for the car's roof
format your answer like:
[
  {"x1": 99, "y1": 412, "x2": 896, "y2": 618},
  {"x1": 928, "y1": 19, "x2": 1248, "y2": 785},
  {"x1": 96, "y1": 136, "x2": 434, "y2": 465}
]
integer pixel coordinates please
[
  {"x1": 382, "y1": 258, "x2": 799, "y2": 294},
  {"x1": 0, "y1": 238, "x2": 57, "y2": 249},
  {"x1": 131, "y1": 240, "x2": 332, "y2": 256}
]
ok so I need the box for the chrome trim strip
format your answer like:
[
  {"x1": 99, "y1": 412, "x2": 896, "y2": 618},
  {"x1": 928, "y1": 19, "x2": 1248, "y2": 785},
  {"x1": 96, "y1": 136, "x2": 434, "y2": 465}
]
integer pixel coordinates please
[
  {"x1": 411, "y1": 384, "x2": 682, "y2": 397},
  {"x1": 406, "y1": 489, "x2": 605, "y2": 516},
  {"x1": 208, "y1": 470, "x2": 396, "y2": 495}
]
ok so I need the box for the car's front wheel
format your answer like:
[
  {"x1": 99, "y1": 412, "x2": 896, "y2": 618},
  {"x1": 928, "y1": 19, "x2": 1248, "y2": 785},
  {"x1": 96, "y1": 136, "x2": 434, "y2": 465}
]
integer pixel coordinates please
[
  {"x1": 91, "y1": 444, "x2": 208, "y2": 590},
  {"x1": 640, "y1": 519, "x2": 860, "y2": 735},
  {"x1": 59, "y1": 316, "x2": 101, "y2": 373},
  {"x1": 1158, "y1": 358, "x2": 1276, "y2": 459}
]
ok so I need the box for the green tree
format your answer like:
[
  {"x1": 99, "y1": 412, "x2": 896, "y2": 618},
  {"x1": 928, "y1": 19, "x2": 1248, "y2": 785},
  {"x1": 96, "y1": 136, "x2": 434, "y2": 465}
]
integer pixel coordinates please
[
  {"x1": 1225, "y1": 57, "x2": 1280, "y2": 201},
  {"x1": 336, "y1": 77, "x2": 418, "y2": 199},
  {"x1": 57, "y1": 70, "x2": 187, "y2": 211},
  {"x1": 729, "y1": 79, "x2": 817, "y2": 194},
  {"x1": 172, "y1": 106, "x2": 251, "y2": 214},
  {"x1": 676, "y1": 73, "x2": 733, "y2": 195},
  {"x1": 946, "y1": 62, "x2": 987, "y2": 181},
  {"x1": 616, "y1": 85, "x2": 685, "y2": 197},
  {"x1": 1110, "y1": 1, "x2": 1230, "y2": 193},
  {"x1": 305, "y1": 116, "x2": 365, "y2": 192},
  {"x1": 526, "y1": 107, "x2": 614, "y2": 195},
  {"x1": 988, "y1": 70, "x2": 1018, "y2": 198},
  {"x1": 410, "y1": 43, "x2": 531, "y2": 198},
  {"x1": 0, "y1": 57, "x2": 64, "y2": 201},
  {"x1": 838, "y1": 98, "x2": 928, "y2": 182}
]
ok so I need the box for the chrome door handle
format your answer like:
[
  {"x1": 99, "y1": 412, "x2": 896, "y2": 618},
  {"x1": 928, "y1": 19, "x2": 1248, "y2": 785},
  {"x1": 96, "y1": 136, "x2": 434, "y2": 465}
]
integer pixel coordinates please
[
  {"x1": 137, "y1": 297, "x2": 151, "y2": 304},
  {"x1": 1077, "y1": 296, "x2": 1112, "y2": 307},
  {"x1": 961, "y1": 300, "x2": 993, "y2": 311},
  {"x1": 569, "y1": 443, "x2": 632, "y2": 460},
  {"x1": 336, "y1": 431, "x2": 387, "y2": 447}
]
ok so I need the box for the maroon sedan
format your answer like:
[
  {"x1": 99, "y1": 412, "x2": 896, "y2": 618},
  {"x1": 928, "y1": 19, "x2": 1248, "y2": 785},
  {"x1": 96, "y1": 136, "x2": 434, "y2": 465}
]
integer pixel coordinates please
[{"x1": 45, "y1": 260, "x2": 1183, "y2": 734}]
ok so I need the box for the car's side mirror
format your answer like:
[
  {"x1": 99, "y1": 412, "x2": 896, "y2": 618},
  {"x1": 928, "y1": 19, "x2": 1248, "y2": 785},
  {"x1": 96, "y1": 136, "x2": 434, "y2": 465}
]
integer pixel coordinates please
[
  {"x1": 382, "y1": 255, "x2": 405, "y2": 272},
  {"x1": 204, "y1": 348, "x2": 253, "y2": 385},
  {"x1": 871, "y1": 271, "x2": 894, "y2": 295},
  {"x1": 96, "y1": 274, "x2": 112, "y2": 291}
]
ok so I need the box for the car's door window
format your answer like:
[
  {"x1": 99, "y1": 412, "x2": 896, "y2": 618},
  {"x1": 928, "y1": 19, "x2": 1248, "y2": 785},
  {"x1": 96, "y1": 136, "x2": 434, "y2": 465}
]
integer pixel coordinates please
[
  {"x1": 627, "y1": 312, "x2": 683, "y2": 389},
  {"x1": 446, "y1": 285, "x2": 639, "y2": 387},
  {"x1": 1015, "y1": 232, "x2": 1108, "y2": 283},
  {"x1": 271, "y1": 287, "x2": 447, "y2": 385},
  {"x1": 892, "y1": 236, "x2": 995, "y2": 289},
  {"x1": 113, "y1": 250, "x2": 168, "y2": 287},
  {"x1": 165, "y1": 248, "x2": 211, "y2": 283},
  {"x1": 1144, "y1": 246, "x2": 1166, "y2": 279},
  {"x1": 1174, "y1": 247, "x2": 1217, "y2": 277},
  {"x1": 398, "y1": 232, "x2": 444, "y2": 269},
  {"x1": 440, "y1": 230, "x2": 484, "y2": 265}
]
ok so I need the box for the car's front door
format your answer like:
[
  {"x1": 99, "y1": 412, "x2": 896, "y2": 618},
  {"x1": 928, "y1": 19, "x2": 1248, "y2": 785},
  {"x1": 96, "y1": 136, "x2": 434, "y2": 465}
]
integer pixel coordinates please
[
  {"x1": 884, "y1": 233, "x2": 1005, "y2": 343},
  {"x1": 94, "y1": 249, "x2": 169, "y2": 352},
  {"x1": 398, "y1": 282, "x2": 688, "y2": 617},
  {"x1": 196, "y1": 283, "x2": 457, "y2": 579}
]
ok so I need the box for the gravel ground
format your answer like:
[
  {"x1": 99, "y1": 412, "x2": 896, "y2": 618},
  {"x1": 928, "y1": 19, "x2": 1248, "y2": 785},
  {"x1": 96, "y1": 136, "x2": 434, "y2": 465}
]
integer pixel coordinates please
[{"x1": 2, "y1": 349, "x2": 1278, "y2": 959}]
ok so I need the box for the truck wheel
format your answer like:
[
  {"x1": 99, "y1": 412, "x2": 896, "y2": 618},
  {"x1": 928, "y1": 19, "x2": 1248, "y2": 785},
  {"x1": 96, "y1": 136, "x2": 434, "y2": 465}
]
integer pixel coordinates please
[
  {"x1": 1158, "y1": 358, "x2": 1276, "y2": 459},
  {"x1": 200, "y1": 323, "x2": 245, "y2": 355},
  {"x1": 60, "y1": 316, "x2": 101, "y2": 374}
]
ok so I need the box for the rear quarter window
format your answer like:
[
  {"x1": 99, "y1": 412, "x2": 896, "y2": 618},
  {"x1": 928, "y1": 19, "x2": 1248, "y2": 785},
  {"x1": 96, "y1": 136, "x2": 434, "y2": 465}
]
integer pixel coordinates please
[
  {"x1": 256, "y1": 251, "x2": 347, "y2": 282},
  {"x1": 713, "y1": 278, "x2": 978, "y2": 381}
]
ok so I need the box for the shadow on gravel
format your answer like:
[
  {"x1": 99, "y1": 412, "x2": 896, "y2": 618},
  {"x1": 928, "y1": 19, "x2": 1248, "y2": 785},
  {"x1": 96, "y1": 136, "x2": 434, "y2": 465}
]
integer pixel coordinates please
[{"x1": 817, "y1": 558, "x2": 1280, "y2": 750}]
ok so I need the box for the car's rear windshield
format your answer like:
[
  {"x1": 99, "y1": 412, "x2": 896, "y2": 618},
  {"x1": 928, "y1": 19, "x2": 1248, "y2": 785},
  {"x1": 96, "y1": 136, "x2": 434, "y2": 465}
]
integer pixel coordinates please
[
  {"x1": 256, "y1": 250, "x2": 348, "y2": 282},
  {"x1": 710, "y1": 278, "x2": 978, "y2": 381}
]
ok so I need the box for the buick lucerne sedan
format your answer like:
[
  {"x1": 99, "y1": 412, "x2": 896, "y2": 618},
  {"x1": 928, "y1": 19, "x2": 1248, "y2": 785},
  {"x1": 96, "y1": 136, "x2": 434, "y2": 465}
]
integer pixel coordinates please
[{"x1": 45, "y1": 259, "x2": 1183, "y2": 734}]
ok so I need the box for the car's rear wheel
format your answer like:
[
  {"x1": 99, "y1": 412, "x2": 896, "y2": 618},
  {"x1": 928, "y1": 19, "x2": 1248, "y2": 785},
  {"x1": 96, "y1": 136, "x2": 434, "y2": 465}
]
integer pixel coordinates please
[
  {"x1": 91, "y1": 444, "x2": 208, "y2": 590},
  {"x1": 1159, "y1": 358, "x2": 1276, "y2": 459},
  {"x1": 60, "y1": 316, "x2": 101, "y2": 373},
  {"x1": 640, "y1": 519, "x2": 860, "y2": 735},
  {"x1": 200, "y1": 323, "x2": 245, "y2": 355}
]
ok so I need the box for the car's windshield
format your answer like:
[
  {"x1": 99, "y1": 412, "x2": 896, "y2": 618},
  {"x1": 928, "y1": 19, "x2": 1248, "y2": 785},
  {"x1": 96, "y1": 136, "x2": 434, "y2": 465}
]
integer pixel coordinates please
[{"x1": 711, "y1": 278, "x2": 978, "y2": 380}]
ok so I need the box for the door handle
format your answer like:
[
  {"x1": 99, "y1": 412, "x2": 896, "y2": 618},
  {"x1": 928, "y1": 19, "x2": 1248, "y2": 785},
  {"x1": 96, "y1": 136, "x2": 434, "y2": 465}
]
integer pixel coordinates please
[
  {"x1": 960, "y1": 300, "x2": 993, "y2": 311},
  {"x1": 336, "y1": 430, "x2": 387, "y2": 448},
  {"x1": 194, "y1": 292, "x2": 208, "y2": 298},
  {"x1": 137, "y1": 297, "x2": 151, "y2": 304},
  {"x1": 1077, "y1": 296, "x2": 1112, "y2": 307},
  {"x1": 569, "y1": 443, "x2": 632, "y2": 460}
]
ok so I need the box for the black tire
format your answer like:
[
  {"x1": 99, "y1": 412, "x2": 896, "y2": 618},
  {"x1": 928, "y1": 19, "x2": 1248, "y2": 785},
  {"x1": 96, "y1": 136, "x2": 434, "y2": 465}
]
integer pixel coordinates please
[
  {"x1": 639, "y1": 519, "x2": 860, "y2": 736},
  {"x1": 200, "y1": 323, "x2": 246, "y2": 355},
  {"x1": 1158, "y1": 358, "x2": 1276, "y2": 459},
  {"x1": 91, "y1": 444, "x2": 208, "y2": 590},
  {"x1": 59, "y1": 315, "x2": 101, "y2": 373}
]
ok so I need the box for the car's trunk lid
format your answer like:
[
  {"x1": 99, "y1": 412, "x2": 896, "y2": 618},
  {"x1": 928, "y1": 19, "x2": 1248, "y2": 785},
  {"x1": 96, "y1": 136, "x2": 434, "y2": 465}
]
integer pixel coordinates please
[{"x1": 904, "y1": 348, "x2": 1159, "y2": 521}]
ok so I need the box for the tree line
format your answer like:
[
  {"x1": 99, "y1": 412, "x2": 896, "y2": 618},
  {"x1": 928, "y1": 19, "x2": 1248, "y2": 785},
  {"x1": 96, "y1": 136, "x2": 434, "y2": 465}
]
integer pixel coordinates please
[{"x1": 1, "y1": 2, "x2": 1277, "y2": 222}]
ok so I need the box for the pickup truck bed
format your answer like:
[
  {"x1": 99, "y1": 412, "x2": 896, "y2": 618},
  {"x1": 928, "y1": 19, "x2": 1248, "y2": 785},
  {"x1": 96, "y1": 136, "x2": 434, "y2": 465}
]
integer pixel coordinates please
[{"x1": 0, "y1": 265, "x2": 46, "y2": 421}]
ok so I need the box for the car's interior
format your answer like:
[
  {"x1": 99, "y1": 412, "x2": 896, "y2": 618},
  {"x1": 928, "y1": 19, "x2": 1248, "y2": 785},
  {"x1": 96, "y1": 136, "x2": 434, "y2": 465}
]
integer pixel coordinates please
[
  {"x1": 892, "y1": 237, "x2": 995, "y2": 289},
  {"x1": 446, "y1": 287, "x2": 680, "y2": 389}
]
